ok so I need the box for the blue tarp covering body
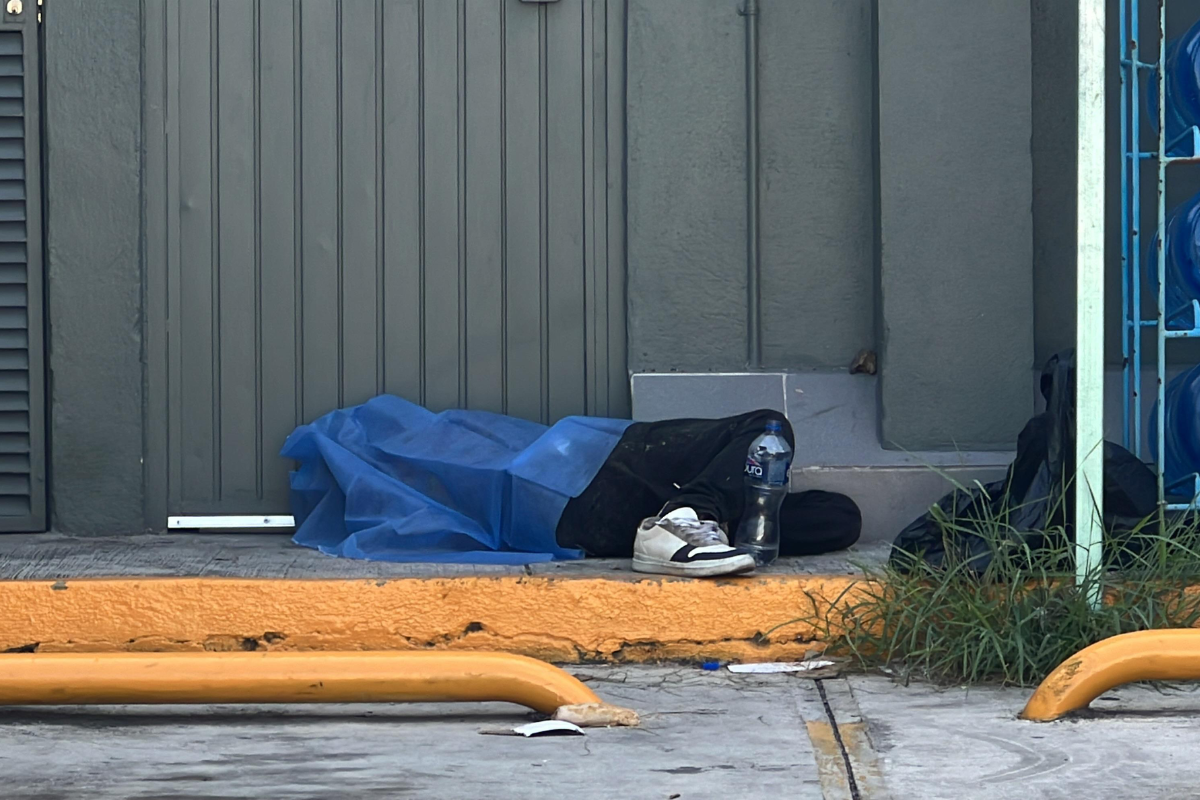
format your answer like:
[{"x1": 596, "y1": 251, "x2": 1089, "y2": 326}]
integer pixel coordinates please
[{"x1": 282, "y1": 395, "x2": 632, "y2": 564}]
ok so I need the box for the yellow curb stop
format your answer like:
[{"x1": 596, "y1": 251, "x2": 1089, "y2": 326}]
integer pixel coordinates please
[
  {"x1": 0, "y1": 650, "x2": 638, "y2": 726},
  {"x1": 1022, "y1": 629, "x2": 1200, "y2": 721}
]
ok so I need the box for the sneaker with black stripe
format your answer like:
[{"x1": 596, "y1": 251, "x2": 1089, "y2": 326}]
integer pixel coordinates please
[{"x1": 631, "y1": 508, "x2": 757, "y2": 577}]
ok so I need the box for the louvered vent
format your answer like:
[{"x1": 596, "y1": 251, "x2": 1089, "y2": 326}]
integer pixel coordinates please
[{"x1": 0, "y1": 29, "x2": 38, "y2": 527}]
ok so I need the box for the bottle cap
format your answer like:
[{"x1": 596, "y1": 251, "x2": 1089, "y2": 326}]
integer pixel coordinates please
[{"x1": 765, "y1": 420, "x2": 783, "y2": 433}]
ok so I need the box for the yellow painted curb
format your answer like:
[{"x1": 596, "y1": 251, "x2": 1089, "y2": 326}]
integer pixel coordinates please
[
  {"x1": 1022, "y1": 628, "x2": 1200, "y2": 721},
  {"x1": 0, "y1": 574, "x2": 869, "y2": 662}
]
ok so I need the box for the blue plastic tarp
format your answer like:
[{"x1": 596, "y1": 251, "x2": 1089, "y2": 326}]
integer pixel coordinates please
[{"x1": 282, "y1": 395, "x2": 632, "y2": 564}]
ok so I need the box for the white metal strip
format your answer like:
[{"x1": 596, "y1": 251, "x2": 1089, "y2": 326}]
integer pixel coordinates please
[
  {"x1": 1075, "y1": 0, "x2": 1106, "y2": 606},
  {"x1": 167, "y1": 516, "x2": 295, "y2": 530}
]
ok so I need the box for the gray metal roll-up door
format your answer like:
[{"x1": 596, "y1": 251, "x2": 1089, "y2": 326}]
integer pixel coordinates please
[
  {"x1": 143, "y1": 0, "x2": 627, "y2": 524},
  {"x1": 0, "y1": 6, "x2": 44, "y2": 532}
]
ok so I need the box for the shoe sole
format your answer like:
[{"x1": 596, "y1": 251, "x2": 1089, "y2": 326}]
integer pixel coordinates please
[{"x1": 630, "y1": 553, "x2": 757, "y2": 578}]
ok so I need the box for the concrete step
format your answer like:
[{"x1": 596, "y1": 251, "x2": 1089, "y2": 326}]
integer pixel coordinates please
[{"x1": 0, "y1": 533, "x2": 888, "y2": 663}]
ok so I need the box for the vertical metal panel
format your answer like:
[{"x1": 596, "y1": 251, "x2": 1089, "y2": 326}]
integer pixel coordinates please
[
  {"x1": 257, "y1": 0, "x2": 300, "y2": 502},
  {"x1": 0, "y1": 13, "x2": 43, "y2": 530},
  {"x1": 502, "y1": 0, "x2": 546, "y2": 422},
  {"x1": 298, "y1": 0, "x2": 341, "y2": 420},
  {"x1": 464, "y1": 0, "x2": 505, "y2": 413},
  {"x1": 339, "y1": 0, "x2": 382, "y2": 406},
  {"x1": 419, "y1": 0, "x2": 463, "y2": 412},
  {"x1": 379, "y1": 0, "x2": 423, "y2": 403},
  {"x1": 583, "y1": 0, "x2": 600, "y2": 414},
  {"x1": 601, "y1": 0, "x2": 626, "y2": 418},
  {"x1": 143, "y1": 0, "x2": 168, "y2": 527},
  {"x1": 175, "y1": 0, "x2": 216, "y2": 502},
  {"x1": 143, "y1": 0, "x2": 174, "y2": 526},
  {"x1": 216, "y1": 0, "x2": 259, "y2": 502},
  {"x1": 145, "y1": 0, "x2": 627, "y2": 517},
  {"x1": 545, "y1": 0, "x2": 586, "y2": 422}
]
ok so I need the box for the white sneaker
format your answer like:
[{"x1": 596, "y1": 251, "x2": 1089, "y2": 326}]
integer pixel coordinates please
[{"x1": 631, "y1": 508, "x2": 757, "y2": 578}]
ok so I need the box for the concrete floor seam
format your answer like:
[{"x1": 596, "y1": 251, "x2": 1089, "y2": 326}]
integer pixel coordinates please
[{"x1": 817, "y1": 679, "x2": 863, "y2": 800}]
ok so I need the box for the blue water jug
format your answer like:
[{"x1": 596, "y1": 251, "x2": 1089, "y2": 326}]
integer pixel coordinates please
[
  {"x1": 1150, "y1": 363, "x2": 1200, "y2": 488},
  {"x1": 1147, "y1": 191, "x2": 1200, "y2": 330},
  {"x1": 1147, "y1": 17, "x2": 1200, "y2": 149}
]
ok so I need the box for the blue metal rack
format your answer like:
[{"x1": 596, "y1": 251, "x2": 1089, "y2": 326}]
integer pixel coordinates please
[{"x1": 1120, "y1": 0, "x2": 1200, "y2": 511}]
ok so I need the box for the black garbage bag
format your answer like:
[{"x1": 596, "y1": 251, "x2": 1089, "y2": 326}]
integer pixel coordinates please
[{"x1": 890, "y1": 350, "x2": 1159, "y2": 571}]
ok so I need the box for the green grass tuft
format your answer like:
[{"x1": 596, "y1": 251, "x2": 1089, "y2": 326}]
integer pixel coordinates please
[{"x1": 794, "y1": 481, "x2": 1200, "y2": 687}]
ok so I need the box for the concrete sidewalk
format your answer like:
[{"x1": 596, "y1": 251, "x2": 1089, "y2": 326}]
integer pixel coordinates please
[
  {"x1": 851, "y1": 675, "x2": 1200, "y2": 799},
  {"x1": 3, "y1": 666, "x2": 1199, "y2": 798}
]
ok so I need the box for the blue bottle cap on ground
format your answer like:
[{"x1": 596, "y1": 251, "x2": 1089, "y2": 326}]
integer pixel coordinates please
[
  {"x1": 765, "y1": 420, "x2": 782, "y2": 433},
  {"x1": 701, "y1": 661, "x2": 720, "y2": 671}
]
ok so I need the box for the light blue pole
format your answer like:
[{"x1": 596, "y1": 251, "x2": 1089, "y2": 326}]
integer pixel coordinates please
[{"x1": 1077, "y1": 0, "x2": 1106, "y2": 608}]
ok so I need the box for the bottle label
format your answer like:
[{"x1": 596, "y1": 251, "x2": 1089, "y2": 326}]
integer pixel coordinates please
[{"x1": 745, "y1": 457, "x2": 790, "y2": 486}]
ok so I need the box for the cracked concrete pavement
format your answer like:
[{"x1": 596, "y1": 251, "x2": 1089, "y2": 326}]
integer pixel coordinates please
[{"x1": 2, "y1": 666, "x2": 1200, "y2": 798}]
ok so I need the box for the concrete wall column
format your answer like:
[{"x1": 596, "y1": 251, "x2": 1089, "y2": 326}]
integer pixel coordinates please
[
  {"x1": 877, "y1": 0, "x2": 1036, "y2": 450},
  {"x1": 626, "y1": 0, "x2": 878, "y2": 374},
  {"x1": 626, "y1": 0, "x2": 748, "y2": 372},
  {"x1": 44, "y1": 1, "x2": 145, "y2": 531}
]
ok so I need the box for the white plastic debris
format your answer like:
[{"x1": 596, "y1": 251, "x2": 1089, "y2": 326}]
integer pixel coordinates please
[
  {"x1": 512, "y1": 720, "x2": 585, "y2": 737},
  {"x1": 726, "y1": 659, "x2": 836, "y2": 674},
  {"x1": 479, "y1": 720, "x2": 586, "y2": 737}
]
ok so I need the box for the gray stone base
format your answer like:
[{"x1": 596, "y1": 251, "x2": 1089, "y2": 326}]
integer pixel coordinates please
[
  {"x1": 797, "y1": 465, "x2": 1008, "y2": 544},
  {"x1": 632, "y1": 371, "x2": 1014, "y2": 542}
]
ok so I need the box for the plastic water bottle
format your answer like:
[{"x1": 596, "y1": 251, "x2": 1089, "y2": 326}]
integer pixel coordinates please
[{"x1": 734, "y1": 421, "x2": 793, "y2": 567}]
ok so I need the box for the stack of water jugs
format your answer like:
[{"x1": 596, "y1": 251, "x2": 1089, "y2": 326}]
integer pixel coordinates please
[{"x1": 1148, "y1": 18, "x2": 1200, "y2": 491}]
